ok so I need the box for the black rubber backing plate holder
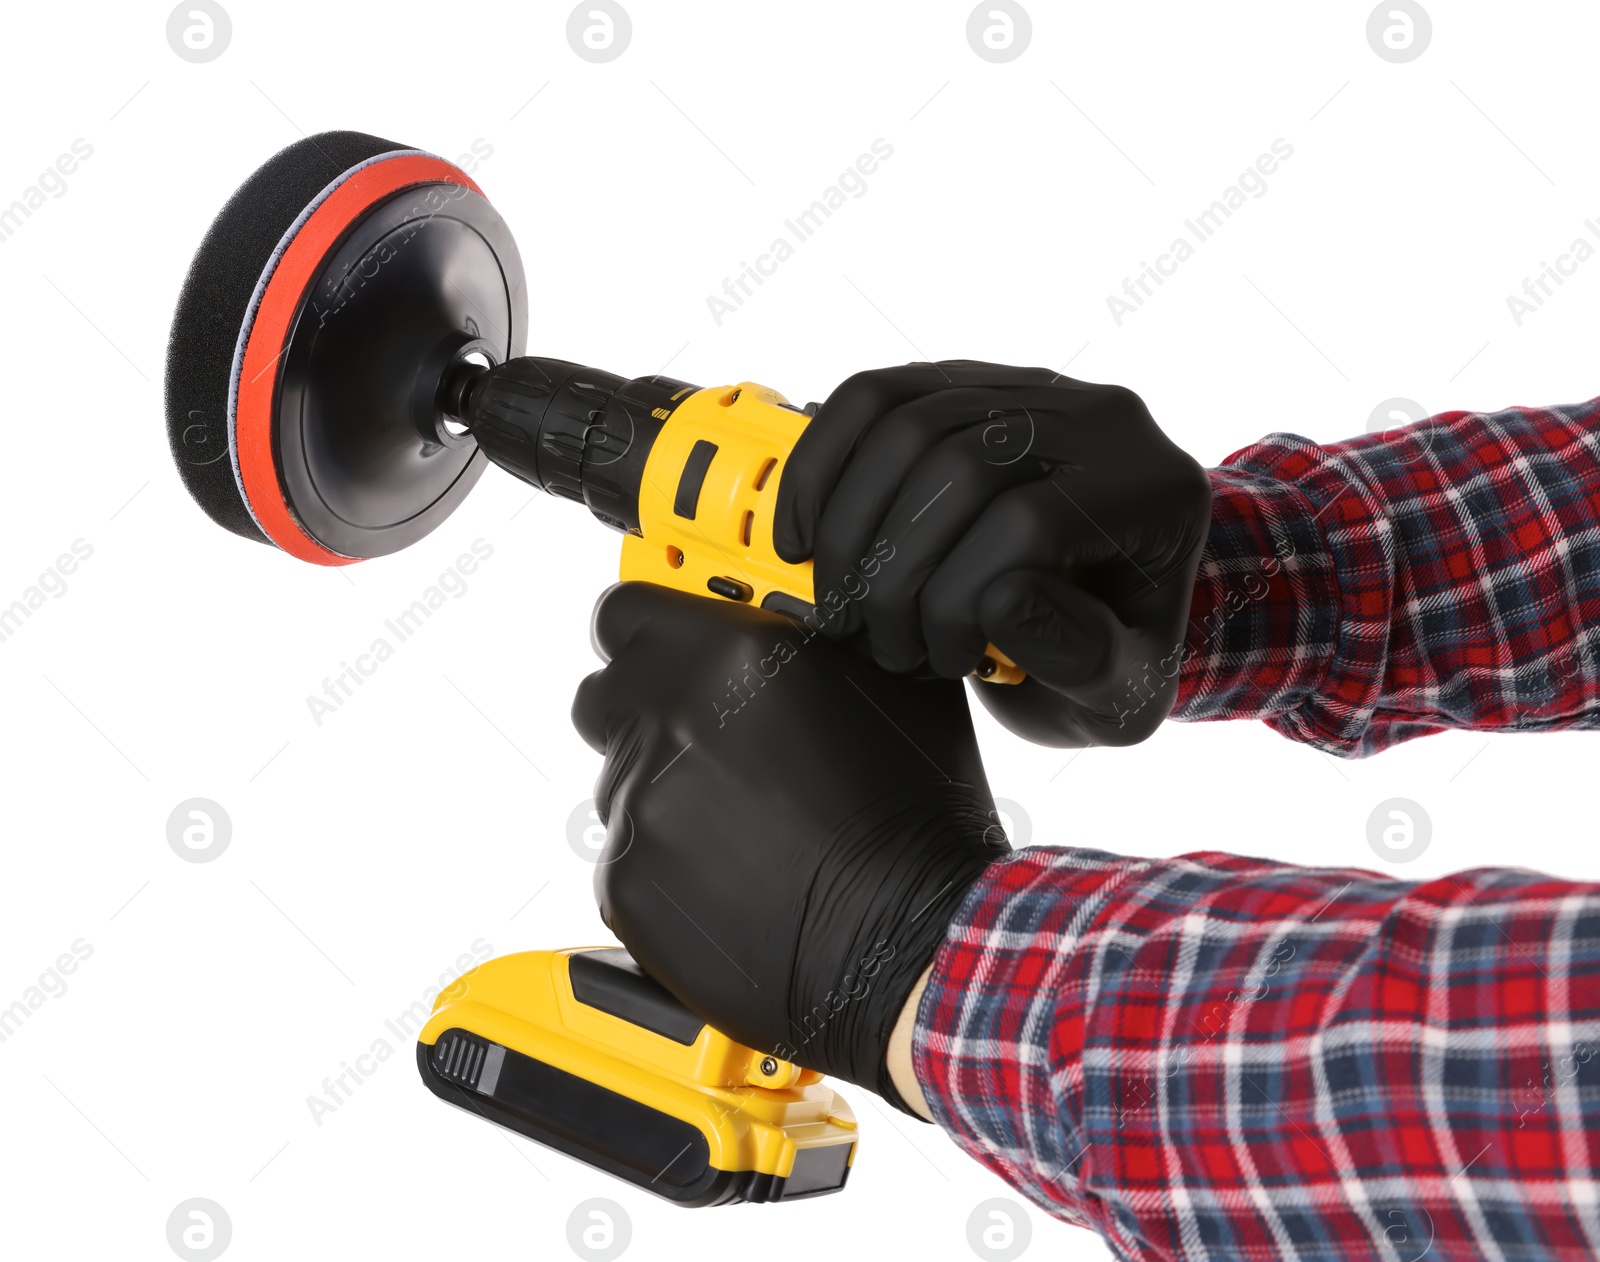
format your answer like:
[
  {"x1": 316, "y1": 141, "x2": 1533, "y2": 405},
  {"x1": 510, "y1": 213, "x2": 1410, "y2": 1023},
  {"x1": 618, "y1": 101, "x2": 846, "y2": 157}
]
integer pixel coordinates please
[{"x1": 274, "y1": 182, "x2": 523, "y2": 558}]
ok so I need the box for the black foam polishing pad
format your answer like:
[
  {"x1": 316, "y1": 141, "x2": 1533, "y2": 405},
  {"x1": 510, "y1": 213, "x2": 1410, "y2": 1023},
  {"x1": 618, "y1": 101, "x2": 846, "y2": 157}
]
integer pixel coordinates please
[{"x1": 163, "y1": 130, "x2": 526, "y2": 564}]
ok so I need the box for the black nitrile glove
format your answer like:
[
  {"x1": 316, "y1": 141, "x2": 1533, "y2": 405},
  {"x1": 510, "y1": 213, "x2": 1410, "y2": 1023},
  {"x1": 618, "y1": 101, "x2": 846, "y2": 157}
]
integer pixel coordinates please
[
  {"x1": 571, "y1": 582, "x2": 1008, "y2": 1111},
  {"x1": 774, "y1": 361, "x2": 1213, "y2": 747}
]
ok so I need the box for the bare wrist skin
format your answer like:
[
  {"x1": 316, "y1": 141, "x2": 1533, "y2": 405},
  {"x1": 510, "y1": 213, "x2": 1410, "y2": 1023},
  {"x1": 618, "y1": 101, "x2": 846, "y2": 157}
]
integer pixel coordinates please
[{"x1": 886, "y1": 964, "x2": 935, "y2": 1121}]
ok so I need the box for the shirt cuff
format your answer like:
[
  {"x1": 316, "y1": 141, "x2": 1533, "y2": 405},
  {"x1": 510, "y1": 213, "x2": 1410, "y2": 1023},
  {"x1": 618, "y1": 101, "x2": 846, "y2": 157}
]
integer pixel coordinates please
[
  {"x1": 909, "y1": 847, "x2": 1146, "y2": 1231},
  {"x1": 1171, "y1": 436, "x2": 1398, "y2": 756}
]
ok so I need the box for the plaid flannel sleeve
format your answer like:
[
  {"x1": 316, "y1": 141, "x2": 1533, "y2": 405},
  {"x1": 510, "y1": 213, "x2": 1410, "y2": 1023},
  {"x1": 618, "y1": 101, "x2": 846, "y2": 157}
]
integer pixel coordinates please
[
  {"x1": 913, "y1": 847, "x2": 1600, "y2": 1262},
  {"x1": 1170, "y1": 398, "x2": 1600, "y2": 756}
]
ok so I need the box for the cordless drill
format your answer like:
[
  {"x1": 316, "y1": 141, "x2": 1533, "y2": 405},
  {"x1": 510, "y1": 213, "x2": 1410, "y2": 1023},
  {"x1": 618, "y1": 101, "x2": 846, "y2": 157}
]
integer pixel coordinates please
[{"x1": 163, "y1": 129, "x2": 1016, "y2": 1205}]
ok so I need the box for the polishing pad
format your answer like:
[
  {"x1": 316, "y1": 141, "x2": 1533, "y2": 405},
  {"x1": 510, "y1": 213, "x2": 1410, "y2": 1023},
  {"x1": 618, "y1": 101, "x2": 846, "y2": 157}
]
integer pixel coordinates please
[{"x1": 164, "y1": 130, "x2": 527, "y2": 564}]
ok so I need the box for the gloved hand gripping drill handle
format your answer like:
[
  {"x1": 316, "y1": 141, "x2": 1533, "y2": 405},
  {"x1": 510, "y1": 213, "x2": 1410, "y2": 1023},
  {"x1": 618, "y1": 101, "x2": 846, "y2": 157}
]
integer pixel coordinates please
[{"x1": 572, "y1": 582, "x2": 1011, "y2": 1111}]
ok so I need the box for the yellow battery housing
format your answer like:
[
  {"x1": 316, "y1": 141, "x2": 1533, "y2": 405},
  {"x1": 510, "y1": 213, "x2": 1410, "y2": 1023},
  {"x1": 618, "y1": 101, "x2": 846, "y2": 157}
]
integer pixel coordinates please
[{"x1": 417, "y1": 947, "x2": 858, "y2": 1205}]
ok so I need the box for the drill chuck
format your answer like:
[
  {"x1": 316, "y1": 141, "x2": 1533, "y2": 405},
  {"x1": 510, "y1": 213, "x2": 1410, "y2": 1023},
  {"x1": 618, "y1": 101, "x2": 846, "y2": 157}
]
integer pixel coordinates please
[{"x1": 446, "y1": 357, "x2": 696, "y2": 535}]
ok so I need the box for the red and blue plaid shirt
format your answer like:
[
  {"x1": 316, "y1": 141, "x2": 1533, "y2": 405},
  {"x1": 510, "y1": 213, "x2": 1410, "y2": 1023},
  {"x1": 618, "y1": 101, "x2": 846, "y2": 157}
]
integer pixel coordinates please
[{"x1": 913, "y1": 400, "x2": 1600, "y2": 1260}]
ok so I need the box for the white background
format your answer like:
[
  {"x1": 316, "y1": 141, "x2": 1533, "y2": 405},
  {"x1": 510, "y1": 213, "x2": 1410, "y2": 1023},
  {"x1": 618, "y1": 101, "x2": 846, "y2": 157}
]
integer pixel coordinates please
[{"x1": 1, "y1": 1, "x2": 1597, "y2": 1259}]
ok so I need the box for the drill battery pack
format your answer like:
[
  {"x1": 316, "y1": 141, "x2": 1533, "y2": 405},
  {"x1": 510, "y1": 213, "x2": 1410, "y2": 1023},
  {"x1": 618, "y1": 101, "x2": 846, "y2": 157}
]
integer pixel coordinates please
[{"x1": 417, "y1": 948, "x2": 859, "y2": 1206}]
